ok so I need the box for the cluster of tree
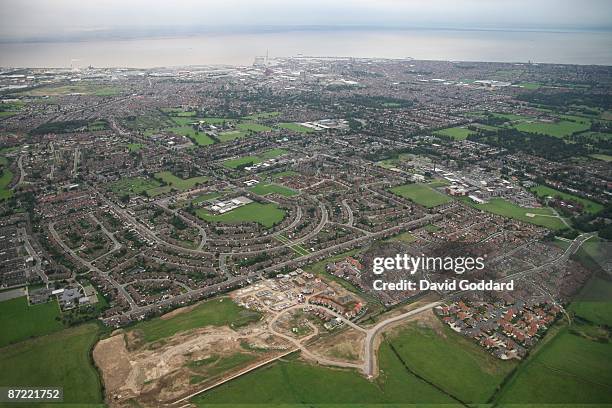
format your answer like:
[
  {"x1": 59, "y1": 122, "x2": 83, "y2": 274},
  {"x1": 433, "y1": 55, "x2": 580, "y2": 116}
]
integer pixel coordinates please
[
  {"x1": 30, "y1": 119, "x2": 109, "y2": 135},
  {"x1": 517, "y1": 91, "x2": 611, "y2": 110},
  {"x1": 572, "y1": 204, "x2": 612, "y2": 240}
]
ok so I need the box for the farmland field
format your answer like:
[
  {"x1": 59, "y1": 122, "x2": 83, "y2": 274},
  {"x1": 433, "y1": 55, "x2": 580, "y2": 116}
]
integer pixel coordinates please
[
  {"x1": 250, "y1": 183, "x2": 298, "y2": 197},
  {"x1": 192, "y1": 344, "x2": 457, "y2": 406},
  {"x1": 129, "y1": 297, "x2": 261, "y2": 343},
  {"x1": 388, "y1": 321, "x2": 515, "y2": 403},
  {"x1": 530, "y1": 185, "x2": 603, "y2": 214},
  {"x1": 0, "y1": 296, "x2": 63, "y2": 347},
  {"x1": 390, "y1": 183, "x2": 452, "y2": 208},
  {"x1": 196, "y1": 202, "x2": 285, "y2": 228},
  {"x1": 0, "y1": 323, "x2": 103, "y2": 404}
]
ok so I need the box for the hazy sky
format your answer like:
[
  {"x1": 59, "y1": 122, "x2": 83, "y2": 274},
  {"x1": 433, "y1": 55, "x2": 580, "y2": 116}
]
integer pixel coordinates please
[{"x1": 2, "y1": 0, "x2": 612, "y2": 41}]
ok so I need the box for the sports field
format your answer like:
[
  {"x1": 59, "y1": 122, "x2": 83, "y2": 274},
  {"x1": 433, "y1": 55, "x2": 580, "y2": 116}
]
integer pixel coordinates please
[
  {"x1": 217, "y1": 130, "x2": 247, "y2": 142},
  {"x1": 470, "y1": 198, "x2": 567, "y2": 230},
  {"x1": 434, "y1": 127, "x2": 475, "y2": 140},
  {"x1": 237, "y1": 123, "x2": 273, "y2": 132},
  {"x1": 223, "y1": 149, "x2": 288, "y2": 169},
  {"x1": 243, "y1": 111, "x2": 280, "y2": 120},
  {"x1": 196, "y1": 202, "x2": 285, "y2": 228},
  {"x1": 0, "y1": 166, "x2": 13, "y2": 200},
  {"x1": 250, "y1": 183, "x2": 298, "y2": 197},
  {"x1": 530, "y1": 185, "x2": 603, "y2": 214},
  {"x1": 154, "y1": 171, "x2": 208, "y2": 191},
  {"x1": 0, "y1": 323, "x2": 103, "y2": 404},
  {"x1": 514, "y1": 119, "x2": 591, "y2": 138},
  {"x1": 390, "y1": 183, "x2": 452, "y2": 208},
  {"x1": 167, "y1": 126, "x2": 215, "y2": 145},
  {"x1": 0, "y1": 296, "x2": 63, "y2": 347},
  {"x1": 129, "y1": 297, "x2": 261, "y2": 343}
]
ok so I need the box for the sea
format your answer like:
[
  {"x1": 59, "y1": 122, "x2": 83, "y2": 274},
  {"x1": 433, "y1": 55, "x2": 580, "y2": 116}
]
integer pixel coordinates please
[{"x1": 1, "y1": 28, "x2": 611, "y2": 68}]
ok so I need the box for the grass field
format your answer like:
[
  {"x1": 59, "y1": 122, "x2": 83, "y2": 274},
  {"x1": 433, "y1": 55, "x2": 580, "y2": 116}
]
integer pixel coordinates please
[
  {"x1": 0, "y1": 167, "x2": 13, "y2": 200},
  {"x1": 467, "y1": 198, "x2": 567, "y2": 230},
  {"x1": 243, "y1": 111, "x2": 280, "y2": 120},
  {"x1": 237, "y1": 123, "x2": 273, "y2": 132},
  {"x1": 126, "y1": 143, "x2": 143, "y2": 152},
  {"x1": 130, "y1": 297, "x2": 261, "y2": 343},
  {"x1": 388, "y1": 322, "x2": 515, "y2": 403},
  {"x1": 434, "y1": 127, "x2": 475, "y2": 140},
  {"x1": 570, "y1": 275, "x2": 612, "y2": 326},
  {"x1": 590, "y1": 153, "x2": 612, "y2": 162},
  {"x1": 196, "y1": 202, "x2": 285, "y2": 228},
  {"x1": 0, "y1": 323, "x2": 102, "y2": 404},
  {"x1": 496, "y1": 328, "x2": 612, "y2": 405},
  {"x1": 0, "y1": 296, "x2": 63, "y2": 347},
  {"x1": 223, "y1": 149, "x2": 288, "y2": 169},
  {"x1": 278, "y1": 122, "x2": 316, "y2": 133},
  {"x1": 217, "y1": 130, "x2": 247, "y2": 142},
  {"x1": 109, "y1": 177, "x2": 161, "y2": 196},
  {"x1": 390, "y1": 183, "x2": 452, "y2": 208},
  {"x1": 192, "y1": 344, "x2": 457, "y2": 406},
  {"x1": 154, "y1": 171, "x2": 208, "y2": 191},
  {"x1": 514, "y1": 119, "x2": 591, "y2": 138},
  {"x1": 167, "y1": 126, "x2": 215, "y2": 146},
  {"x1": 530, "y1": 185, "x2": 603, "y2": 214},
  {"x1": 250, "y1": 183, "x2": 298, "y2": 197}
]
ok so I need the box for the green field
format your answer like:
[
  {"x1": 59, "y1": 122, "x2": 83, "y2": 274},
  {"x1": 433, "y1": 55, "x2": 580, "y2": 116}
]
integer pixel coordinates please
[
  {"x1": 514, "y1": 119, "x2": 591, "y2": 138},
  {"x1": 167, "y1": 125, "x2": 215, "y2": 146},
  {"x1": 250, "y1": 183, "x2": 298, "y2": 197},
  {"x1": 223, "y1": 149, "x2": 288, "y2": 169},
  {"x1": 434, "y1": 127, "x2": 475, "y2": 140},
  {"x1": 126, "y1": 143, "x2": 143, "y2": 152},
  {"x1": 388, "y1": 322, "x2": 515, "y2": 403},
  {"x1": 237, "y1": 123, "x2": 273, "y2": 132},
  {"x1": 217, "y1": 130, "x2": 247, "y2": 142},
  {"x1": 518, "y1": 82, "x2": 543, "y2": 90},
  {"x1": 0, "y1": 167, "x2": 13, "y2": 200},
  {"x1": 130, "y1": 297, "x2": 261, "y2": 343},
  {"x1": 109, "y1": 177, "x2": 162, "y2": 196},
  {"x1": 590, "y1": 153, "x2": 612, "y2": 162},
  {"x1": 18, "y1": 83, "x2": 120, "y2": 97},
  {"x1": 193, "y1": 344, "x2": 457, "y2": 406},
  {"x1": 390, "y1": 183, "x2": 452, "y2": 208},
  {"x1": 196, "y1": 202, "x2": 285, "y2": 228},
  {"x1": 468, "y1": 198, "x2": 567, "y2": 230},
  {"x1": 0, "y1": 101, "x2": 25, "y2": 117},
  {"x1": 0, "y1": 323, "x2": 102, "y2": 404},
  {"x1": 530, "y1": 185, "x2": 603, "y2": 214},
  {"x1": 0, "y1": 296, "x2": 63, "y2": 347},
  {"x1": 243, "y1": 111, "x2": 281, "y2": 120},
  {"x1": 497, "y1": 328, "x2": 612, "y2": 405},
  {"x1": 154, "y1": 171, "x2": 209, "y2": 191},
  {"x1": 278, "y1": 122, "x2": 316, "y2": 133}
]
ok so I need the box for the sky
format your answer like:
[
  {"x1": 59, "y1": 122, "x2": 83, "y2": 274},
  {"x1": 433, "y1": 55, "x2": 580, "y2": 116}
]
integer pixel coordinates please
[{"x1": 1, "y1": 0, "x2": 612, "y2": 42}]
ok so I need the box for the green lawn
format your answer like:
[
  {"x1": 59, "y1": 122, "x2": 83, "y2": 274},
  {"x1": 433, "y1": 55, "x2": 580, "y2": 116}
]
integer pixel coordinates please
[
  {"x1": 130, "y1": 297, "x2": 261, "y2": 343},
  {"x1": 250, "y1": 183, "x2": 298, "y2": 197},
  {"x1": 0, "y1": 323, "x2": 103, "y2": 404},
  {"x1": 530, "y1": 185, "x2": 603, "y2": 214},
  {"x1": 223, "y1": 149, "x2": 288, "y2": 169},
  {"x1": 434, "y1": 127, "x2": 475, "y2": 140},
  {"x1": 167, "y1": 126, "x2": 215, "y2": 146},
  {"x1": 237, "y1": 123, "x2": 273, "y2": 132},
  {"x1": 217, "y1": 130, "x2": 247, "y2": 142},
  {"x1": 196, "y1": 202, "x2": 285, "y2": 228},
  {"x1": 497, "y1": 328, "x2": 612, "y2": 405},
  {"x1": 390, "y1": 183, "x2": 452, "y2": 208},
  {"x1": 278, "y1": 122, "x2": 316, "y2": 133},
  {"x1": 388, "y1": 322, "x2": 515, "y2": 403},
  {"x1": 468, "y1": 198, "x2": 567, "y2": 230},
  {"x1": 127, "y1": 143, "x2": 143, "y2": 152},
  {"x1": 0, "y1": 167, "x2": 14, "y2": 200},
  {"x1": 514, "y1": 119, "x2": 591, "y2": 138},
  {"x1": 243, "y1": 111, "x2": 281, "y2": 120},
  {"x1": 192, "y1": 344, "x2": 457, "y2": 406},
  {"x1": 0, "y1": 296, "x2": 64, "y2": 347},
  {"x1": 154, "y1": 171, "x2": 208, "y2": 191}
]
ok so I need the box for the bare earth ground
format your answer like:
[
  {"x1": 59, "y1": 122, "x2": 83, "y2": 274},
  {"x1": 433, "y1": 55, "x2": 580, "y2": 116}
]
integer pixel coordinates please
[
  {"x1": 309, "y1": 327, "x2": 365, "y2": 363},
  {"x1": 94, "y1": 324, "x2": 290, "y2": 407}
]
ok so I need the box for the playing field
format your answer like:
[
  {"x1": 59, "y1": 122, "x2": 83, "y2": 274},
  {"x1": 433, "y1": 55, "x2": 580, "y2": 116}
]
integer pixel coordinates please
[
  {"x1": 278, "y1": 122, "x2": 316, "y2": 133},
  {"x1": 0, "y1": 323, "x2": 103, "y2": 404},
  {"x1": 129, "y1": 297, "x2": 261, "y2": 343},
  {"x1": 192, "y1": 344, "x2": 455, "y2": 406},
  {"x1": 434, "y1": 127, "x2": 475, "y2": 140},
  {"x1": 243, "y1": 111, "x2": 281, "y2": 120},
  {"x1": 250, "y1": 183, "x2": 298, "y2": 197},
  {"x1": 167, "y1": 126, "x2": 215, "y2": 145},
  {"x1": 514, "y1": 119, "x2": 591, "y2": 138},
  {"x1": 154, "y1": 171, "x2": 208, "y2": 191},
  {"x1": 0, "y1": 167, "x2": 13, "y2": 200},
  {"x1": 217, "y1": 130, "x2": 247, "y2": 142},
  {"x1": 390, "y1": 183, "x2": 452, "y2": 208},
  {"x1": 388, "y1": 322, "x2": 515, "y2": 403},
  {"x1": 196, "y1": 202, "x2": 285, "y2": 228},
  {"x1": 0, "y1": 296, "x2": 63, "y2": 347},
  {"x1": 223, "y1": 149, "x2": 288, "y2": 169},
  {"x1": 470, "y1": 198, "x2": 567, "y2": 230},
  {"x1": 530, "y1": 185, "x2": 603, "y2": 214},
  {"x1": 237, "y1": 123, "x2": 273, "y2": 132}
]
